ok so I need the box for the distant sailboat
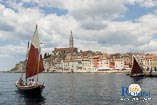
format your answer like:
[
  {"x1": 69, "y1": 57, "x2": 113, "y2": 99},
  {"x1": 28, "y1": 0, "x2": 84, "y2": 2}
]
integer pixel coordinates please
[
  {"x1": 130, "y1": 56, "x2": 144, "y2": 77},
  {"x1": 16, "y1": 25, "x2": 45, "y2": 96}
]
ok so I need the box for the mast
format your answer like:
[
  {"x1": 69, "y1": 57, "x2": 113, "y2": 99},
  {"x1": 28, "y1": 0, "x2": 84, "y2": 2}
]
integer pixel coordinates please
[
  {"x1": 36, "y1": 25, "x2": 39, "y2": 82},
  {"x1": 36, "y1": 49, "x2": 40, "y2": 82}
]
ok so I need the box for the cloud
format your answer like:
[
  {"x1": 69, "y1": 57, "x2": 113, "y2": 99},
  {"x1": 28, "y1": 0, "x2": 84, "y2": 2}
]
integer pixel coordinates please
[
  {"x1": 0, "y1": 0, "x2": 157, "y2": 70},
  {"x1": 126, "y1": 0, "x2": 157, "y2": 8},
  {"x1": 64, "y1": 0, "x2": 127, "y2": 20}
]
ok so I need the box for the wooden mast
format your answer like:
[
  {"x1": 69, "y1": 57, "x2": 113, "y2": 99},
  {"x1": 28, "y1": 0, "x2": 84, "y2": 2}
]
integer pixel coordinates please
[
  {"x1": 36, "y1": 51, "x2": 40, "y2": 82},
  {"x1": 36, "y1": 24, "x2": 39, "y2": 82}
]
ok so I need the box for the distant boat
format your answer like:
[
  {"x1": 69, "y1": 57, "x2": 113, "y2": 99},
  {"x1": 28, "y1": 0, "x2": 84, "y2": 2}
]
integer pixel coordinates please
[
  {"x1": 16, "y1": 25, "x2": 45, "y2": 96},
  {"x1": 130, "y1": 56, "x2": 144, "y2": 77}
]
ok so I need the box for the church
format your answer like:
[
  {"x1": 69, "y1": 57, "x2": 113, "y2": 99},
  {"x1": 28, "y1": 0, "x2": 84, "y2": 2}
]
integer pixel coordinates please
[{"x1": 53, "y1": 31, "x2": 78, "y2": 55}]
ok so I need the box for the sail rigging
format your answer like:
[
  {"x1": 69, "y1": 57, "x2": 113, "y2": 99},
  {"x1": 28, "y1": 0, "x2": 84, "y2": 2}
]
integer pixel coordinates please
[{"x1": 26, "y1": 25, "x2": 44, "y2": 78}]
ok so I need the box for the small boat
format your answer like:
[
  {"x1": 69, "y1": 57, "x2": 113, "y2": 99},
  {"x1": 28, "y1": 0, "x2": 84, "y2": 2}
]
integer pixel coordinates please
[
  {"x1": 130, "y1": 56, "x2": 144, "y2": 77},
  {"x1": 16, "y1": 25, "x2": 45, "y2": 96}
]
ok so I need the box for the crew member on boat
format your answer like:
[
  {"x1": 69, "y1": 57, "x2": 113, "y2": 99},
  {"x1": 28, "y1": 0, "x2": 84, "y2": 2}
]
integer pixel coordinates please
[
  {"x1": 31, "y1": 79, "x2": 36, "y2": 86},
  {"x1": 28, "y1": 78, "x2": 36, "y2": 86},
  {"x1": 18, "y1": 78, "x2": 24, "y2": 86}
]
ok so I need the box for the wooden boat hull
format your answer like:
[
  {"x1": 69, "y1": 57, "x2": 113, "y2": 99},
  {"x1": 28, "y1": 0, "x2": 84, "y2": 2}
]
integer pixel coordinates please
[
  {"x1": 16, "y1": 83, "x2": 45, "y2": 96},
  {"x1": 126, "y1": 72, "x2": 144, "y2": 77},
  {"x1": 127, "y1": 71, "x2": 157, "y2": 77},
  {"x1": 130, "y1": 74, "x2": 144, "y2": 77},
  {"x1": 129, "y1": 73, "x2": 144, "y2": 77}
]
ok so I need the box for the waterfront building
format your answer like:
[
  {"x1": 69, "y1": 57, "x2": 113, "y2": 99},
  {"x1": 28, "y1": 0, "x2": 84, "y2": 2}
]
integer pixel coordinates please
[
  {"x1": 98, "y1": 56, "x2": 110, "y2": 71},
  {"x1": 62, "y1": 60, "x2": 70, "y2": 71},
  {"x1": 62, "y1": 58, "x2": 82, "y2": 72},
  {"x1": 109, "y1": 60, "x2": 115, "y2": 70},
  {"x1": 74, "y1": 59, "x2": 83, "y2": 72},
  {"x1": 122, "y1": 54, "x2": 132, "y2": 69},
  {"x1": 114, "y1": 58, "x2": 125, "y2": 70},
  {"x1": 143, "y1": 54, "x2": 154, "y2": 70},
  {"x1": 89, "y1": 57, "x2": 95, "y2": 72},
  {"x1": 55, "y1": 62, "x2": 62, "y2": 70},
  {"x1": 93, "y1": 56, "x2": 99, "y2": 71},
  {"x1": 82, "y1": 57, "x2": 91, "y2": 72},
  {"x1": 43, "y1": 56, "x2": 55, "y2": 72},
  {"x1": 152, "y1": 56, "x2": 157, "y2": 71},
  {"x1": 43, "y1": 59, "x2": 49, "y2": 72}
]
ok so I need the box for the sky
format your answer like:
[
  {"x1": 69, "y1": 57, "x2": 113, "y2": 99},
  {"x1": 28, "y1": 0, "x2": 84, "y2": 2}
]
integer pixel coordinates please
[{"x1": 0, "y1": 0, "x2": 157, "y2": 71}]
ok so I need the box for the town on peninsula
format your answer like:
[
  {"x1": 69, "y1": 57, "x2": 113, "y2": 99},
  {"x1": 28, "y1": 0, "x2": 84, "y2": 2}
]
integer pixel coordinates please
[{"x1": 9, "y1": 31, "x2": 157, "y2": 73}]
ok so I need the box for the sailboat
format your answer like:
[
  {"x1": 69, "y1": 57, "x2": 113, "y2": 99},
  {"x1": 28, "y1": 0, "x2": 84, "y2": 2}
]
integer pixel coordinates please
[
  {"x1": 16, "y1": 25, "x2": 45, "y2": 96},
  {"x1": 130, "y1": 56, "x2": 144, "y2": 77}
]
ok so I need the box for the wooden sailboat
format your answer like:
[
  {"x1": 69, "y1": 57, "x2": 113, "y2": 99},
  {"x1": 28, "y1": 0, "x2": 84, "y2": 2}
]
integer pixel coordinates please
[
  {"x1": 130, "y1": 56, "x2": 144, "y2": 77},
  {"x1": 16, "y1": 25, "x2": 45, "y2": 96}
]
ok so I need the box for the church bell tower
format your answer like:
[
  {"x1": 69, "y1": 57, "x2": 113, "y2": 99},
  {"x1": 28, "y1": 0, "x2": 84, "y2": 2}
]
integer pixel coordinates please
[{"x1": 69, "y1": 30, "x2": 74, "y2": 48}]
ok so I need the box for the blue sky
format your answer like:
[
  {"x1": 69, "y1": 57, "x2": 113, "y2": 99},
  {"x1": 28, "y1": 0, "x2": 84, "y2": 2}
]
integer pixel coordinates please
[{"x1": 0, "y1": 0, "x2": 157, "y2": 71}]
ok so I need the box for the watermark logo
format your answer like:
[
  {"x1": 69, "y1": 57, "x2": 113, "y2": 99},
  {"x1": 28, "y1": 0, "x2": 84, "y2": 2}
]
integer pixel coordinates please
[
  {"x1": 128, "y1": 84, "x2": 141, "y2": 96},
  {"x1": 121, "y1": 84, "x2": 151, "y2": 97},
  {"x1": 121, "y1": 84, "x2": 152, "y2": 102}
]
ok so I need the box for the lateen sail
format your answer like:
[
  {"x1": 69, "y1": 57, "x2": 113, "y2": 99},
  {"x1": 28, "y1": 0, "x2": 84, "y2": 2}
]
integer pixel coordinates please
[
  {"x1": 131, "y1": 57, "x2": 143, "y2": 75},
  {"x1": 26, "y1": 25, "x2": 44, "y2": 78}
]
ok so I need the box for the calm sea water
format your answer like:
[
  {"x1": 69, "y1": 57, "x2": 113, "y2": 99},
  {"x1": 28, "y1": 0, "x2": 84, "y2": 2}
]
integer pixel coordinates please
[{"x1": 0, "y1": 72, "x2": 157, "y2": 105}]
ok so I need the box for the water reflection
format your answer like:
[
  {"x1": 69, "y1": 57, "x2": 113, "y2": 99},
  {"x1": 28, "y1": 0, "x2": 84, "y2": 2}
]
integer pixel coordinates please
[
  {"x1": 1, "y1": 73, "x2": 156, "y2": 105},
  {"x1": 24, "y1": 95, "x2": 45, "y2": 105},
  {"x1": 16, "y1": 90, "x2": 45, "y2": 105},
  {"x1": 131, "y1": 77, "x2": 144, "y2": 84},
  {"x1": 69, "y1": 74, "x2": 75, "y2": 105}
]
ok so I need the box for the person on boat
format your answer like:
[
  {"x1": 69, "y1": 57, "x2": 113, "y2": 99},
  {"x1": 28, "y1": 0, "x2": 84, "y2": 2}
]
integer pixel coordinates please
[
  {"x1": 18, "y1": 78, "x2": 24, "y2": 86},
  {"x1": 28, "y1": 79, "x2": 32, "y2": 86},
  {"x1": 31, "y1": 79, "x2": 36, "y2": 86}
]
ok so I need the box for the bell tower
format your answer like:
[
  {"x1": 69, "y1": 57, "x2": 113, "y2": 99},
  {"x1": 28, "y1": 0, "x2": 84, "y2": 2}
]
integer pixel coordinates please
[{"x1": 69, "y1": 30, "x2": 74, "y2": 48}]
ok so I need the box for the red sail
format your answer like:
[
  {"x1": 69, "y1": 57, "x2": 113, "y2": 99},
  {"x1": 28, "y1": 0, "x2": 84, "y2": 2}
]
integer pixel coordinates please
[
  {"x1": 26, "y1": 44, "x2": 39, "y2": 78},
  {"x1": 26, "y1": 44, "x2": 44, "y2": 78},
  {"x1": 131, "y1": 57, "x2": 143, "y2": 75}
]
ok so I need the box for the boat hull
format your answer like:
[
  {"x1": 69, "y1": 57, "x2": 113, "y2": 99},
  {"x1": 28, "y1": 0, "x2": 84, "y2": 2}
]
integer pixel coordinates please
[
  {"x1": 16, "y1": 84, "x2": 45, "y2": 96},
  {"x1": 129, "y1": 73, "x2": 144, "y2": 77}
]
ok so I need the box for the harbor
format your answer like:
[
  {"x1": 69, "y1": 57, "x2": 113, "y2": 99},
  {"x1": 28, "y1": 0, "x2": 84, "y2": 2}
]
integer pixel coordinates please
[{"x1": 0, "y1": 72, "x2": 156, "y2": 105}]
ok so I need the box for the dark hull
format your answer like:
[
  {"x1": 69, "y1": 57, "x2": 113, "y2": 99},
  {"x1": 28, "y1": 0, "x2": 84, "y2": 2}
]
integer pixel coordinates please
[
  {"x1": 127, "y1": 71, "x2": 157, "y2": 77},
  {"x1": 130, "y1": 74, "x2": 144, "y2": 77},
  {"x1": 16, "y1": 84, "x2": 45, "y2": 96}
]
